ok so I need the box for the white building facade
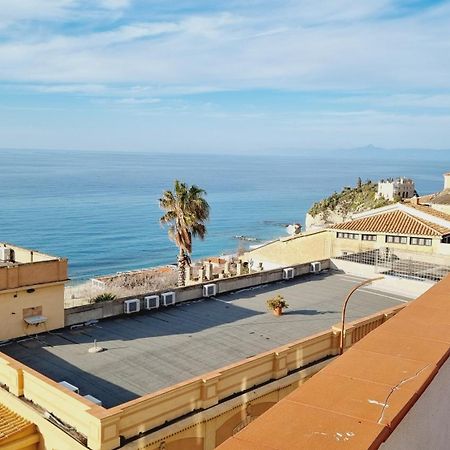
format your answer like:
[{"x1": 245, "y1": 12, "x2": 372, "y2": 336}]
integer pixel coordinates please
[{"x1": 377, "y1": 177, "x2": 415, "y2": 200}]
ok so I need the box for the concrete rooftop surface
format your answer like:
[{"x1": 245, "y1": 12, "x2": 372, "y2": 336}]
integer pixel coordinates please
[{"x1": 1, "y1": 272, "x2": 412, "y2": 408}]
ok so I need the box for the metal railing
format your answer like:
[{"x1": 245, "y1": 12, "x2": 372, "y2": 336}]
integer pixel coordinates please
[{"x1": 336, "y1": 248, "x2": 450, "y2": 282}]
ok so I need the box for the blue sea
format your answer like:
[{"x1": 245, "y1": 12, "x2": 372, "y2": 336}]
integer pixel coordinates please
[{"x1": 1, "y1": 148, "x2": 449, "y2": 282}]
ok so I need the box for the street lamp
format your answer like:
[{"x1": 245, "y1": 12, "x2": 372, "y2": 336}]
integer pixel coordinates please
[{"x1": 339, "y1": 276, "x2": 384, "y2": 355}]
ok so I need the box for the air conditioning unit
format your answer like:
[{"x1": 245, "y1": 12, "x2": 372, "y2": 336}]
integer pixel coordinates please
[
  {"x1": 0, "y1": 247, "x2": 14, "y2": 262},
  {"x1": 124, "y1": 299, "x2": 140, "y2": 314},
  {"x1": 162, "y1": 291, "x2": 176, "y2": 306},
  {"x1": 282, "y1": 267, "x2": 295, "y2": 280},
  {"x1": 144, "y1": 295, "x2": 160, "y2": 310},
  {"x1": 310, "y1": 262, "x2": 322, "y2": 273},
  {"x1": 203, "y1": 283, "x2": 217, "y2": 297}
]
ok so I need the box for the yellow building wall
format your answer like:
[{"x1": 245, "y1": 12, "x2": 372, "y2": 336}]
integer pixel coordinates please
[
  {"x1": 0, "y1": 244, "x2": 57, "y2": 263},
  {"x1": 0, "y1": 283, "x2": 65, "y2": 341},
  {"x1": 120, "y1": 365, "x2": 324, "y2": 450},
  {"x1": 330, "y1": 233, "x2": 442, "y2": 257},
  {"x1": 243, "y1": 230, "x2": 332, "y2": 267},
  {"x1": 244, "y1": 229, "x2": 446, "y2": 268},
  {"x1": 0, "y1": 260, "x2": 67, "y2": 292},
  {"x1": 431, "y1": 203, "x2": 450, "y2": 215},
  {"x1": 0, "y1": 389, "x2": 86, "y2": 450}
]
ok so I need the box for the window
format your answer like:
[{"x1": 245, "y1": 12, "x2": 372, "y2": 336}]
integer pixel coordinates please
[
  {"x1": 337, "y1": 232, "x2": 359, "y2": 240},
  {"x1": 410, "y1": 237, "x2": 432, "y2": 246},
  {"x1": 362, "y1": 234, "x2": 377, "y2": 241},
  {"x1": 442, "y1": 236, "x2": 450, "y2": 244},
  {"x1": 23, "y1": 306, "x2": 42, "y2": 319},
  {"x1": 385, "y1": 235, "x2": 407, "y2": 244}
]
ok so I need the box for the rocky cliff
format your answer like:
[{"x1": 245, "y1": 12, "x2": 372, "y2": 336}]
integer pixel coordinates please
[{"x1": 306, "y1": 180, "x2": 393, "y2": 230}]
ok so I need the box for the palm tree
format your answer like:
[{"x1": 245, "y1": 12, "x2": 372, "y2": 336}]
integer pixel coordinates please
[{"x1": 159, "y1": 180, "x2": 210, "y2": 286}]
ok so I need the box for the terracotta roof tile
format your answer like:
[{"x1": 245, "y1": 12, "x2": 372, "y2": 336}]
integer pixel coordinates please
[
  {"x1": 221, "y1": 438, "x2": 276, "y2": 450},
  {"x1": 378, "y1": 313, "x2": 450, "y2": 345},
  {"x1": 350, "y1": 329, "x2": 449, "y2": 364},
  {"x1": 404, "y1": 203, "x2": 450, "y2": 221},
  {"x1": 430, "y1": 190, "x2": 450, "y2": 205},
  {"x1": 286, "y1": 371, "x2": 434, "y2": 429},
  {"x1": 217, "y1": 276, "x2": 450, "y2": 450},
  {"x1": 0, "y1": 404, "x2": 36, "y2": 442},
  {"x1": 329, "y1": 210, "x2": 450, "y2": 236},
  {"x1": 221, "y1": 400, "x2": 389, "y2": 450},
  {"x1": 320, "y1": 349, "x2": 436, "y2": 388},
  {"x1": 415, "y1": 193, "x2": 436, "y2": 203}
]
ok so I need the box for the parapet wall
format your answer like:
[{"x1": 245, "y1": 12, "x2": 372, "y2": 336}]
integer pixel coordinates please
[
  {"x1": 64, "y1": 259, "x2": 330, "y2": 326},
  {"x1": 0, "y1": 242, "x2": 61, "y2": 264},
  {"x1": 0, "y1": 302, "x2": 404, "y2": 450},
  {"x1": 0, "y1": 258, "x2": 68, "y2": 291}
]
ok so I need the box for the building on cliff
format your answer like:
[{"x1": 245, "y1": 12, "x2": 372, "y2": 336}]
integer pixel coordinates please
[
  {"x1": 242, "y1": 174, "x2": 450, "y2": 271},
  {"x1": 377, "y1": 177, "x2": 415, "y2": 201}
]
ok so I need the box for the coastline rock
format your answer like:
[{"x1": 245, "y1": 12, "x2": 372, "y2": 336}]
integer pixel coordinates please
[
  {"x1": 305, "y1": 210, "x2": 352, "y2": 231},
  {"x1": 305, "y1": 181, "x2": 394, "y2": 231}
]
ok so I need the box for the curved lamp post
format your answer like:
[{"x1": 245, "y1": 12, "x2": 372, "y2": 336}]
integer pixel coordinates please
[{"x1": 339, "y1": 276, "x2": 384, "y2": 355}]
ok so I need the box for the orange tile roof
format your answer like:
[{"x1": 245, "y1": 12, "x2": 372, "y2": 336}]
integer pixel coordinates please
[
  {"x1": 404, "y1": 203, "x2": 450, "y2": 222},
  {"x1": 0, "y1": 403, "x2": 36, "y2": 443},
  {"x1": 217, "y1": 276, "x2": 450, "y2": 450},
  {"x1": 430, "y1": 190, "x2": 450, "y2": 205},
  {"x1": 329, "y1": 210, "x2": 450, "y2": 236},
  {"x1": 415, "y1": 193, "x2": 435, "y2": 203}
]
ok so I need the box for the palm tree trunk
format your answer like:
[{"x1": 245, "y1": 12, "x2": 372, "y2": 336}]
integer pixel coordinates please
[{"x1": 177, "y1": 250, "x2": 186, "y2": 287}]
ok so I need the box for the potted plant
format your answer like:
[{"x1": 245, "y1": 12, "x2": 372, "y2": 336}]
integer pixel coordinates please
[{"x1": 266, "y1": 294, "x2": 289, "y2": 316}]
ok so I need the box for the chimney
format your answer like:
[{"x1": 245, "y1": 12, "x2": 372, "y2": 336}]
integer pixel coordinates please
[{"x1": 444, "y1": 173, "x2": 450, "y2": 190}]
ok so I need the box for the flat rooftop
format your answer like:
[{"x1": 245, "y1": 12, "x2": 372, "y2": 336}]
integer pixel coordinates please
[
  {"x1": 1, "y1": 272, "x2": 412, "y2": 408},
  {"x1": 0, "y1": 242, "x2": 61, "y2": 264}
]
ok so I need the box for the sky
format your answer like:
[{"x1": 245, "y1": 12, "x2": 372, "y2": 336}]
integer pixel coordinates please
[{"x1": 0, "y1": 0, "x2": 450, "y2": 153}]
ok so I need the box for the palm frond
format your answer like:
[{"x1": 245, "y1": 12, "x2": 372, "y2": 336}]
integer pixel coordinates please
[{"x1": 159, "y1": 179, "x2": 210, "y2": 258}]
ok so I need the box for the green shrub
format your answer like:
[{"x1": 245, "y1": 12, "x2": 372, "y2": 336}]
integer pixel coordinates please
[
  {"x1": 308, "y1": 181, "x2": 392, "y2": 218},
  {"x1": 91, "y1": 292, "x2": 117, "y2": 304},
  {"x1": 266, "y1": 294, "x2": 289, "y2": 310}
]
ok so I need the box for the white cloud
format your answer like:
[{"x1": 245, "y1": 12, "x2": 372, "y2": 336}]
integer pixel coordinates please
[
  {"x1": 0, "y1": 0, "x2": 450, "y2": 151},
  {"x1": 0, "y1": 0, "x2": 132, "y2": 30},
  {"x1": 0, "y1": 1, "x2": 448, "y2": 96},
  {"x1": 334, "y1": 93, "x2": 450, "y2": 109},
  {"x1": 0, "y1": 0, "x2": 77, "y2": 28},
  {"x1": 98, "y1": 0, "x2": 131, "y2": 10},
  {"x1": 30, "y1": 83, "x2": 108, "y2": 94},
  {"x1": 116, "y1": 97, "x2": 161, "y2": 104}
]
